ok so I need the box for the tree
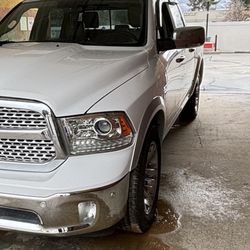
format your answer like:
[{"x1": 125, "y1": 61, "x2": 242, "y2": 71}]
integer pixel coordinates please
[
  {"x1": 187, "y1": 0, "x2": 220, "y2": 11},
  {"x1": 226, "y1": 0, "x2": 250, "y2": 21},
  {"x1": 243, "y1": 0, "x2": 250, "y2": 8},
  {"x1": 187, "y1": 0, "x2": 203, "y2": 11}
]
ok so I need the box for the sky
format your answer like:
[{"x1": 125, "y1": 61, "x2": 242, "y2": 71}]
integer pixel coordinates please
[{"x1": 179, "y1": 0, "x2": 230, "y2": 13}]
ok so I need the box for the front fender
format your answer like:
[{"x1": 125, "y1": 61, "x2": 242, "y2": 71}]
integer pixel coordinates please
[
  {"x1": 130, "y1": 97, "x2": 166, "y2": 170},
  {"x1": 88, "y1": 67, "x2": 166, "y2": 171}
]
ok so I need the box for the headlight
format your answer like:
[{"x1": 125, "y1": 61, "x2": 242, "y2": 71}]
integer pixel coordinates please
[{"x1": 60, "y1": 112, "x2": 134, "y2": 155}]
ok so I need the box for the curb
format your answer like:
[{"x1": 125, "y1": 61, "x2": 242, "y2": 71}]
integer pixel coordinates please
[{"x1": 204, "y1": 51, "x2": 250, "y2": 54}]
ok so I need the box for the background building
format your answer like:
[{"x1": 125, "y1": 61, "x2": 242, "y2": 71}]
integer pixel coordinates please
[{"x1": 0, "y1": 0, "x2": 21, "y2": 20}]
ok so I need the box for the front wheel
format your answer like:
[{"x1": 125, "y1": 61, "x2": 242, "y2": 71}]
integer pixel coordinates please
[{"x1": 121, "y1": 126, "x2": 161, "y2": 233}]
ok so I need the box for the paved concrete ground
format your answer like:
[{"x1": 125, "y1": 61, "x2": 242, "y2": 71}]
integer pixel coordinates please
[{"x1": 0, "y1": 53, "x2": 250, "y2": 249}]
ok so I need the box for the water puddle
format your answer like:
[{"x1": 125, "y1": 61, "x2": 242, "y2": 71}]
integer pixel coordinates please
[
  {"x1": 160, "y1": 169, "x2": 249, "y2": 222},
  {"x1": 150, "y1": 199, "x2": 180, "y2": 235},
  {"x1": 93, "y1": 233, "x2": 171, "y2": 250},
  {"x1": 0, "y1": 231, "x2": 8, "y2": 237}
]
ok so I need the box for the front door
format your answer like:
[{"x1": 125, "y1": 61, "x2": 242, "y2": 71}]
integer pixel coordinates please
[{"x1": 157, "y1": 1, "x2": 186, "y2": 124}]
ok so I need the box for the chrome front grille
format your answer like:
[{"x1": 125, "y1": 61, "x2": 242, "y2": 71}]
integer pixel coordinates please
[
  {"x1": 0, "y1": 99, "x2": 65, "y2": 170},
  {"x1": 0, "y1": 107, "x2": 47, "y2": 129},
  {"x1": 0, "y1": 139, "x2": 56, "y2": 163}
]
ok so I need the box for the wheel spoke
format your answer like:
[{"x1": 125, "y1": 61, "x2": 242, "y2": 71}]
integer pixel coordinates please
[
  {"x1": 143, "y1": 141, "x2": 159, "y2": 215},
  {"x1": 145, "y1": 167, "x2": 157, "y2": 177}
]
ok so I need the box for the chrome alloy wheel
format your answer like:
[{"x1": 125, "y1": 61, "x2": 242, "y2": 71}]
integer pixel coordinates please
[{"x1": 144, "y1": 141, "x2": 159, "y2": 215}]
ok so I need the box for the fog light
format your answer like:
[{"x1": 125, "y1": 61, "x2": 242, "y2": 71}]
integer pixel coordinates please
[{"x1": 78, "y1": 201, "x2": 96, "y2": 225}]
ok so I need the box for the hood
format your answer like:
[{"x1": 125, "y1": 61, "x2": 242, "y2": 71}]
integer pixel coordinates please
[{"x1": 0, "y1": 42, "x2": 148, "y2": 117}]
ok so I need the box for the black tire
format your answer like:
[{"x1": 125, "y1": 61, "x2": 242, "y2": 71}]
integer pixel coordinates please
[
  {"x1": 121, "y1": 126, "x2": 161, "y2": 233},
  {"x1": 179, "y1": 80, "x2": 201, "y2": 124}
]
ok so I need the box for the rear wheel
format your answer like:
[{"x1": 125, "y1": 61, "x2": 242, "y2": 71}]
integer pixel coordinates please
[
  {"x1": 179, "y1": 78, "x2": 201, "y2": 124},
  {"x1": 121, "y1": 126, "x2": 161, "y2": 233}
]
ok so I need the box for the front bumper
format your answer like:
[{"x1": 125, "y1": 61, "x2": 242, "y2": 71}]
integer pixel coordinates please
[{"x1": 0, "y1": 174, "x2": 129, "y2": 236}]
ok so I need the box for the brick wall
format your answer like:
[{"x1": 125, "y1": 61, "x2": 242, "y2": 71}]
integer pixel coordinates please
[
  {"x1": 0, "y1": 8, "x2": 9, "y2": 20},
  {"x1": 0, "y1": 0, "x2": 22, "y2": 20},
  {"x1": 1, "y1": 0, "x2": 22, "y2": 8}
]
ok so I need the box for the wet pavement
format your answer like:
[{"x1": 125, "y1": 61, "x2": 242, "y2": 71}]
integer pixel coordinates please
[{"x1": 0, "y1": 53, "x2": 250, "y2": 249}]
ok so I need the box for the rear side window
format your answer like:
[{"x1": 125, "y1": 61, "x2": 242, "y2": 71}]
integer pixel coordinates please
[
  {"x1": 49, "y1": 9, "x2": 64, "y2": 39},
  {"x1": 90, "y1": 9, "x2": 130, "y2": 30}
]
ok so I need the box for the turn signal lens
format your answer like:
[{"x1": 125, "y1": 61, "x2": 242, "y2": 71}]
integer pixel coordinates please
[{"x1": 119, "y1": 116, "x2": 132, "y2": 136}]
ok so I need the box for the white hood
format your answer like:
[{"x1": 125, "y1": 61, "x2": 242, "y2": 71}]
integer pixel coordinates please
[{"x1": 0, "y1": 42, "x2": 148, "y2": 116}]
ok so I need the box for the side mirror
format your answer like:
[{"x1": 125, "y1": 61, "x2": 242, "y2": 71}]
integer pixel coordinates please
[{"x1": 157, "y1": 26, "x2": 205, "y2": 51}]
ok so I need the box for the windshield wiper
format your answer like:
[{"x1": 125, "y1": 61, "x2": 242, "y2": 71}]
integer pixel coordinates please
[{"x1": 0, "y1": 40, "x2": 15, "y2": 46}]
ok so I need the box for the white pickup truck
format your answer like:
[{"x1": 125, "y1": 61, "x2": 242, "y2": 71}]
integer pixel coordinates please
[{"x1": 0, "y1": 0, "x2": 204, "y2": 236}]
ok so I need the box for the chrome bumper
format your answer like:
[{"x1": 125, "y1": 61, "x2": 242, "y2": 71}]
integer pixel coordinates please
[{"x1": 0, "y1": 175, "x2": 129, "y2": 236}]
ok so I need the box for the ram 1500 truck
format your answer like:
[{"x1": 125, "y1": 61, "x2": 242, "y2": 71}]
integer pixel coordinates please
[{"x1": 0, "y1": 0, "x2": 204, "y2": 236}]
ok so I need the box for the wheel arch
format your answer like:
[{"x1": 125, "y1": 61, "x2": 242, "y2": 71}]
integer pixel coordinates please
[
  {"x1": 199, "y1": 58, "x2": 204, "y2": 84},
  {"x1": 190, "y1": 56, "x2": 204, "y2": 97},
  {"x1": 150, "y1": 110, "x2": 165, "y2": 141},
  {"x1": 130, "y1": 97, "x2": 165, "y2": 171}
]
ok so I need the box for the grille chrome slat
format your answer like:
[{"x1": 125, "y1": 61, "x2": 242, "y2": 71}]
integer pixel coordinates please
[
  {"x1": 0, "y1": 139, "x2": 56, "y2": 163},
  {"x1": 0, "y1": 129, "x2": 50, "y2": 140},
  {"x1": 0, "y1": 100, "x2": 63, "y2": 167},
  {"x1": 0, "y1": 107, "x2": 47, "y2": 130}
]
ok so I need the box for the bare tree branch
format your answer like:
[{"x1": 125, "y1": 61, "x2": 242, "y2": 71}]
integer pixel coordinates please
[{"x1": 226, "y1": 0, "x2": 250, "y2": 21}]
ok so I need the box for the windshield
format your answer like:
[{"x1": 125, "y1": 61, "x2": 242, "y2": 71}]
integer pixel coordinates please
[{"x1": 0, "y1": 0, "x2": 146, "y2": 46}]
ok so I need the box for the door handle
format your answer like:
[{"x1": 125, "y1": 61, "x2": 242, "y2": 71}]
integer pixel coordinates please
[
  {"x1": 176, "y1": 56, "x2": 185, "y2": 63},
  {"x1": 189, "y1": 48, "x2": 195, "y2": 52}
]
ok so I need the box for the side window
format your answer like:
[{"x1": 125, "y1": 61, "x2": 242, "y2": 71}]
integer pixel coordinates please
[
  {"x1": 159, "y1": 3, "x2": 173, "y2": 39},
  {"x1": 158, "y1": 2, "x2": 184, "y2": 39},
  {"x1": 95, "y1": 9, "x2": 130, "y2": 30},
  {"x1": 168, "y1": 4, "x2": 185, "y2": 29},
  {"x1": 97, "y1": 10, "x2": 109, "y2": 29},
  {"x1": 29, "y1": 7, "x2": 65, "y2": 41},
  {"x1": 48, "y1": 9, "x2": 64, "y2": 39},
  {"x1": 111, "y1": 10, "x2": 129, "y2": 28}
]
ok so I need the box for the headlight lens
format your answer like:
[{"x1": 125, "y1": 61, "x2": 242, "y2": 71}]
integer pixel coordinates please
[
  {"x1": 94, "y1": 118, "x2": 112, "y2": 135},
  {"x1": 60, "y1": 112, "x2": 134, "y2": 155}
]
